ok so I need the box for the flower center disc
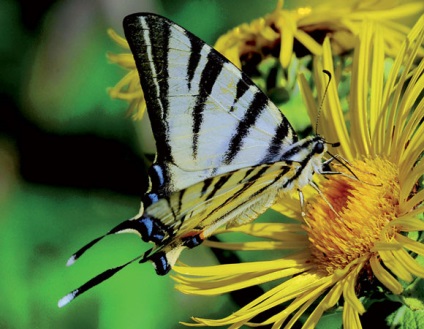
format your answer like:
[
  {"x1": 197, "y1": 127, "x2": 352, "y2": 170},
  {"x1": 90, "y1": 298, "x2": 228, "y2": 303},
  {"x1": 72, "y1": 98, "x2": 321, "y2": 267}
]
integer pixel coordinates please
[{"x1": 305, "y1": 157, "x2": 400, "y2": 274}]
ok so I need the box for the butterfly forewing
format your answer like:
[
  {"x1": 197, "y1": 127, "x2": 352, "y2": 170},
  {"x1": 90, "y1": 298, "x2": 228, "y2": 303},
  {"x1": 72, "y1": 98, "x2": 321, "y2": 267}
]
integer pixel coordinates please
[{"x1": 124, "y1": 14, "x2": 297, "y2": 193}]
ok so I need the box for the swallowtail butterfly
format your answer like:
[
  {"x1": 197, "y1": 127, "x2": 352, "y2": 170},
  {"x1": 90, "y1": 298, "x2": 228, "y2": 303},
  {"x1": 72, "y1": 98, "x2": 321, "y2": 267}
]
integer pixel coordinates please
[{"x1": 58, "y1": 13, "x2": 338, "y2": 307}]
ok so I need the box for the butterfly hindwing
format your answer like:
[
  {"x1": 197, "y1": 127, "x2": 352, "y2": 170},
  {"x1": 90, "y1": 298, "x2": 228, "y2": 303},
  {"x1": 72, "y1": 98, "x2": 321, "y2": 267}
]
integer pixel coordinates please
[
  {"x1": 123, "y1": 13, "x2": 297, "y2": 193},
  {"x1": 137, "y1": 161, "x2": 299, "y2": 273}
]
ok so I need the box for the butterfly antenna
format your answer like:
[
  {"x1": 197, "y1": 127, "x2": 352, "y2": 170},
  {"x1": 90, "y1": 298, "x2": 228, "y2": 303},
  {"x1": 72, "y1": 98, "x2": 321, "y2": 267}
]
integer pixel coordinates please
[
  {"x1": 326, "y1": 151, "x2": 359, "y2": 181},
  {"x1": 315, "y1": 70, "x2": 332, "y2": 135},
  {"x1": 327, "y1": 152, "x2": 382, "y2": 187}
]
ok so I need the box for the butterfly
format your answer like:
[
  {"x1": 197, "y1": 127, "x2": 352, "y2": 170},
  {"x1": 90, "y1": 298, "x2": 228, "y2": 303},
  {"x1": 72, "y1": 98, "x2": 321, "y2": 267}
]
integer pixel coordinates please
[{"x1": 58, "y1": 13, "x2": 339, "y2": 308}]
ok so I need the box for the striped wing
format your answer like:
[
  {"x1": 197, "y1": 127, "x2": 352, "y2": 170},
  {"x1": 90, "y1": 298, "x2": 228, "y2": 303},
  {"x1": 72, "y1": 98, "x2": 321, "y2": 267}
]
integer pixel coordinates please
[
  {"x1": 123, "y1": 13, "x2": 297, "y2": 194},
  {"x1": 130, "y1": 160, "x2": 300, "y2": 273},
  {"x1": 148, "y1": 162, "x2": 296, "y2": 235}
]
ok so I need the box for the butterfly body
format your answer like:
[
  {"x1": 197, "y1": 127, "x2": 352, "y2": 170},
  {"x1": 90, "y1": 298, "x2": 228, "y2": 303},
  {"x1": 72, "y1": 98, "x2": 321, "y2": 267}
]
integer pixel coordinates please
[{"x1": 58, "y1": 13, "x2": 331, "y2": 307}]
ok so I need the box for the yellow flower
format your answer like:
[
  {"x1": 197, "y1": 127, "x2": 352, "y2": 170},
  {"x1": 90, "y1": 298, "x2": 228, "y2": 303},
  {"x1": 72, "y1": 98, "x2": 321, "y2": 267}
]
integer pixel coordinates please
[
  {"x1": 216, "y1": 0, "x2": 423, "y2": 70},
  {"x1": 107, "y1": 29, "x2": 147, "y2": 119},
  {"x1": 108, "y1": 0, "x2": 423, "y2": 119},
  {"x1": 171, "y1": 15, "x2": 424, "y2": 328}
]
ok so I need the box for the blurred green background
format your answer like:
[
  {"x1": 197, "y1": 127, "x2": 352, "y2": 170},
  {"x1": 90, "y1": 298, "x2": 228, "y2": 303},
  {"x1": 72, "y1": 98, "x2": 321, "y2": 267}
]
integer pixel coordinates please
[{"x1": 0, "y1": 0, "x2": 296, "y2": 328}]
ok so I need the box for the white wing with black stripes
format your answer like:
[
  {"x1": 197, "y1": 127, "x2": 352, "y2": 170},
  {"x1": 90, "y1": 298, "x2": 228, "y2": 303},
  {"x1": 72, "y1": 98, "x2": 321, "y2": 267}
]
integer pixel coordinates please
[
  {"x1": 58, "y1": 13, "x2": 332, "y2": 308},
  {"x1": 124, "y1": 13, "x2": 297, "y2": 194}
]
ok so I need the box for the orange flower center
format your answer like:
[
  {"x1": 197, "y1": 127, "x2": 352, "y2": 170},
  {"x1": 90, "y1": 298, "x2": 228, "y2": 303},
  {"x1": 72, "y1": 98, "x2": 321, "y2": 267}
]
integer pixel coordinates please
[{"x1": 304, "y1": 157, "x2": 401, "y2": 275}]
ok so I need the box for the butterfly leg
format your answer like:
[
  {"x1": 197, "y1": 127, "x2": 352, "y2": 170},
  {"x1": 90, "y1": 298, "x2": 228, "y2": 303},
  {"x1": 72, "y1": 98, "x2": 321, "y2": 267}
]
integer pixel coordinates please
[
  {"x1": 298, "y1": 189, "x2": 306, "y2": 217},
  {"x1": 309, "y1": 181, "x2": 341, "y2": 218}
]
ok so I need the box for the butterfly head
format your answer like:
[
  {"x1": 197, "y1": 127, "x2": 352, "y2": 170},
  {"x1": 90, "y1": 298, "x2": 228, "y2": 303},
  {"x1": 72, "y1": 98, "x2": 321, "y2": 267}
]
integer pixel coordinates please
[
  {"x1": 281, "y1": 135, "x2": 327, "y2": 162},
  {"x1": 310, "y1": 135, "x2": 340, "y2": 163},
  {"x1": 310, "y1": 135, "x2": 339, "y2": 158},
  {"x1": 312, "y1": 138, "x2": 325, "y2": 155},
  {"x1": 280, "y1": 135, "x2": 339, "y2": 190},
  {"x1": 305, "y1": 135, "x2": 328, "y2": 174}
]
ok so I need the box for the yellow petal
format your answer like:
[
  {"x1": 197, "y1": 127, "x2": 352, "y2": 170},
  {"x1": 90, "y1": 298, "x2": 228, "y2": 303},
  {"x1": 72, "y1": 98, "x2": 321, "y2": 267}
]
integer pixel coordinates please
[
  {"x1": 370, "y1": 255, "x2": 403, "y2": 294},
  {"x1": 276, "y1": 12, "x2": 296, "y2": 68},
  {"x1": 107, "y1": 28, "x2": 130, "y2": 49},
  {"x1": 393, "y1": 248, "x2": 424, "y2": 277},
  {"x1": 395, "y1": 233, "x2": 424, "y2": 256},
  {"x1": 173, "y1": 252, "x2": 310, "y2": 276},
  {"x1": 379, "y1": 249, "x2": 414, "y2": 282},
  {"x1": 293, "y1": 29, "x2": 323, "y2": 55},
  {"x1": 389, "y1": 216, "x2": 424, "y2": 231},
  {"x1": 203, "y1": 239, "x2": 307, "y2": 251},
  {"x1": 342, "y1": 263, "x2": 366, "y2": 314},
  {"x1": 302, "y1": 280, "x2": 343, "y2": 328},
  {"x1": 343, "y1": 301, "x2": 362, "y2": 329},
  {"x1": 174, "y1": 266, "x2": 307, "y2": 295}
]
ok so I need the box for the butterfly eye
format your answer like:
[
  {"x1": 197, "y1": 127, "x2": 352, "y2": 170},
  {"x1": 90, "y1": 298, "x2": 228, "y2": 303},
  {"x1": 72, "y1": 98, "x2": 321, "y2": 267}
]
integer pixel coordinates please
[{"x1": 313, "y1": 142, "x2": 325, "y2": 154}]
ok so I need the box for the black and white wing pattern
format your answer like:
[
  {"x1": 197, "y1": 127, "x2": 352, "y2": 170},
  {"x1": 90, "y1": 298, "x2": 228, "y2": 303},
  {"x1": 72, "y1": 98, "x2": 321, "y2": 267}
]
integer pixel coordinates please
[
  {"x1": 123, "y1": 13, "x2": 297, "y2": 196},
  {"x1": 58, "y1": 13, "x2": 331, "y2": 308}
]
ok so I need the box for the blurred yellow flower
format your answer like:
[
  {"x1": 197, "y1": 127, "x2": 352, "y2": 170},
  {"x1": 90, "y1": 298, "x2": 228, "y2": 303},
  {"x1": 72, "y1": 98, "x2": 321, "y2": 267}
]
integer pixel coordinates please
[
  {"x1": 108, "y1": 0, "x2": 423, "y2": 120},
  {"x1": 215, "y1": 0, "x2": 424, "y2": 70},
  {"x1": 107, "y1": 29, "x2": 147, "y2": 120},
  {"x1": 171, "y1": 15, "x2": 424, "y2": 329}
]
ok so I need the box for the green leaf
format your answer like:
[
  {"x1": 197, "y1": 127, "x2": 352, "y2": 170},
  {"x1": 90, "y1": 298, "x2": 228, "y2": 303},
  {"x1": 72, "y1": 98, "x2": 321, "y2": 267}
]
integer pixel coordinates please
[
  {"x1": 387, "y1": 306, "x2": 424, "y2": 329},
  {"x1": 316, "y1": 309, "x2": 343, "y2": 329},
  {"x1": 403, "y1": 278, "x2": 424, "y2": 311}
]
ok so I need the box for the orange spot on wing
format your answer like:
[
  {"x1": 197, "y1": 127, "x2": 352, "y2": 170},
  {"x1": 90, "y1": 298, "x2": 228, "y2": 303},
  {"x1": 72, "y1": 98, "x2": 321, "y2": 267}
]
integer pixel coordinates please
[{"x1": 181, "y1": 230, "x2": 205, "y2": 240}]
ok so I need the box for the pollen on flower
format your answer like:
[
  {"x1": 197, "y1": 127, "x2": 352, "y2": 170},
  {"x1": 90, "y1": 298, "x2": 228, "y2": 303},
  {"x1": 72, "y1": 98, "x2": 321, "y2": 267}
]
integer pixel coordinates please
[{"x1": 304, "y1": 157, "x2": 401, "y2": 275}]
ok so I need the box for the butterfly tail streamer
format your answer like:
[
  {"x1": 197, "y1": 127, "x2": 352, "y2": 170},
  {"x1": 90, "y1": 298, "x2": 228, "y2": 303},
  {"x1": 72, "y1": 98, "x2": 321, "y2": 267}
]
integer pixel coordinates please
[
  {"x1": 66, "y1": 235, "x2": 106, "y2": 266},
  {"x1": 65, "y1": 217, "x2": 156, "y2": 266},
  {"x1": 58, "y1": 254, "x2": 144, "y2": 308}
]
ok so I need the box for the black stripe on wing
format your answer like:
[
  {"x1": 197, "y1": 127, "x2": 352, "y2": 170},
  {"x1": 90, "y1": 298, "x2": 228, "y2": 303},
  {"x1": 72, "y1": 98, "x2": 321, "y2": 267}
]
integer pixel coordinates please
[
  {"x1": 123, "y1": 14, "x2": 173, "y2": 164},
  {"x1": 202, "y1": 174, "x2": 233, "y2": 201},
  {"x1": 201, "y1": 165, "x2": 290, "y2": 223},
  {"x1": 187, "y1": 33, "x2": 203, "y2": 90},
  {"x1": 192, "y1": 51, "x2": 225, "y2": 159},
  {"x1": 223, "y1": 91, "x2": 269, "y2": 165},
  {"x1": 230, "y1": 77, "x2": 251, "y2": 112},
  {"x1": 261, "y1": 118, "x2": 294, "y2": 163},
  {"x1": 280, "y1": 136, "x2": 316, "y2": 159}
]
